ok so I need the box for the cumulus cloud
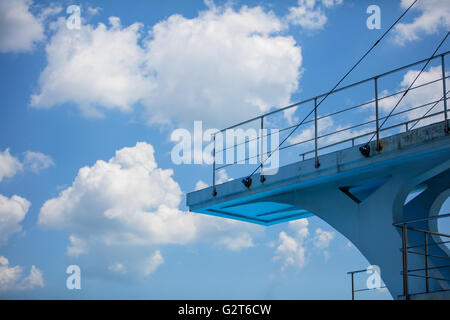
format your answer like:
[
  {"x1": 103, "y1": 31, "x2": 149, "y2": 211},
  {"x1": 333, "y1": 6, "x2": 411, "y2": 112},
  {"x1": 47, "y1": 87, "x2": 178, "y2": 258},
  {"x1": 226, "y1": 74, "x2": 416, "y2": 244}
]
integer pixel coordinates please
[
  {"x1": 31, "y1": 16, "x2": 152, "y2": 117},
  {"x1": 0, "y1": 256, "x2": 22, "y2": 291},
  {"x1": 275, "y1": 231, "x2": 307, "y2": 270},
  {"x1": 38, "y1": 3, "x2": 62, "y2": 21},
  {"x1": 0, "y1": 256, "x2": 44, "y2": 292},
  {"x1": 144, "y1": 250, "x2": 164, "y2": 275},
  {"x1": 274, "y1": 219, "x2": 309, "y2": 270},
  {"x1": 286, "y1": 0, "x2": 343, "y2": 30},
  {"x1": 67, "y1": 235, "x2": 88, "y2": 257},
  {"x1": 274, "y1": 219, "x2": 336, "y2": 270},
  {"x1": 314, "y1": 228, "x2": 334, "y2": 258},
  {"x1": 0, "y1": 148, "x2": 54, "y2": 181},
  {"x1": 218, "y1": 233, "x2": 254, "y2": 251},
  {"x1": 38, "y1": 142, "x2": 261, "y2": 275},
  {"x1": 0, "y1": 0, "x2": 45, "y2": 53},
  {"x1": 18, "y1": 265, "x2": 44, "y2": 290},
  {"x1": 195, "y1": 180, "x2": 209, "y2": 191},
  {"x1": 0, "y1": 194, "x2": 30, "y2": 245},
  {"x1": 0, "y1": 148, "x2": 23, "y2": 182},
  {"x1": 31, "y1": 4, "x2": 302, "y2": 127},
  {"x1": 108, "y1": 262, "x2": 127, "y2": 275},
  {"x1": 143, "y1": 5, "x2": 301, "y2": 127},
  {"x1": 38, "y1": 142, "x2": 196, "y2": 245},
  {"x1": 86, "y1": 6, "x2": 101, "y2": 17},
  {"x1": 393, "y1": 0, "x2": 450, "y2": 45},
  {"x1": 23, "y1": 151, "x2": 55, "y2": 173}
]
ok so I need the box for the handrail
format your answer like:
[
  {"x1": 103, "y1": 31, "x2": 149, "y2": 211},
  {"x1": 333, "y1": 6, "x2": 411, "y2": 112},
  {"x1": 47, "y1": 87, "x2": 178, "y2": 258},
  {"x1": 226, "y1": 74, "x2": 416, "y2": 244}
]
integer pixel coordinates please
[
  {"x1": 347, "y1": 268, "x2": 387, "y2": 300},
  {"x1": 394, "y1": 213, "x2": 450, "y2": 299},
  {"x1": 215, "y1": 108, "x2": 448, "y2": 170},
  {"x1": 210, "y1": 51, "x2": 450, "y2": 195},
  {"x1": 213, "y1": 76, "x2": 449, "y2": 156}
]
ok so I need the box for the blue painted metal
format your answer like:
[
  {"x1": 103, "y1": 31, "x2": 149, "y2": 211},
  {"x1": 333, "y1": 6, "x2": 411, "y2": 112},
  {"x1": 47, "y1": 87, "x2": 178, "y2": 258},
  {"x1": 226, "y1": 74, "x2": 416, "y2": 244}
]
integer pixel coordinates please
[
  {"x1": 187, "y1": 120, "x2": 450, "y2": 298},
  {"x1": 188, "y1": 53, "x2": 450, "y2": 299}
]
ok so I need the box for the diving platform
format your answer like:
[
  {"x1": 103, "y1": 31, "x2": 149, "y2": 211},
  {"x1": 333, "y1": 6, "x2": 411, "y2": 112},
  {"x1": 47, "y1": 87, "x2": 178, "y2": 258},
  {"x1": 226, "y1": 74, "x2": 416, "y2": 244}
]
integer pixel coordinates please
[{"x1": 187, "y1": 51, "x2": 450, "y2": 299}]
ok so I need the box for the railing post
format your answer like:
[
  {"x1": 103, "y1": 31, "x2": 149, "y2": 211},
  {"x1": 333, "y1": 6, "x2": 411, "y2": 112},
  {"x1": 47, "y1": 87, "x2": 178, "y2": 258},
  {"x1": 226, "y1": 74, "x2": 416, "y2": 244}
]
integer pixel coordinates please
[
  {"x1": 441, "y1": 55, "x2": 448, "y2": 133},
  {"x1": 212, "y1": 134, "x2": 217, "y2": 196},
  {"x1": 401, "y1": 224, "x2": 409, "y2": 300},
  {"x1": 260, "y1": 116, "x2": 265, "y2": 183},
  {"x1": 314, "y1": 98, "x2": 320, "y2": 168},
  {"x1": 424, "y1": 232, "x2": 429, "y2": 293},
  {"x1": 351, "y1": 272, "x2": 355, "y2": 300},
  {"x1": 374, "y1": 77, "x2": 381, "y2": 151}
]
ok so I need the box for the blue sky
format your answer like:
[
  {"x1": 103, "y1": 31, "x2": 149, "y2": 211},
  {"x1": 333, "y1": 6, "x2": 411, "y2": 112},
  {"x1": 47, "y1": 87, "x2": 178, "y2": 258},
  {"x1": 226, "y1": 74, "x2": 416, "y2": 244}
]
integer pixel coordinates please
[{"x1": 0, "y1": 0, "x2": 449, "y2": 299}]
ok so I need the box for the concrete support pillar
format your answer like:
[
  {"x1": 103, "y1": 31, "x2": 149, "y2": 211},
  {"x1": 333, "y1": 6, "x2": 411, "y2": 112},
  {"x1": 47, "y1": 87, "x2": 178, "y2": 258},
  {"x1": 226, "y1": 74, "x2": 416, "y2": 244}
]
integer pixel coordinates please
[{"x1": 268, "y1": 160, "x2": 450, "y2": 299}]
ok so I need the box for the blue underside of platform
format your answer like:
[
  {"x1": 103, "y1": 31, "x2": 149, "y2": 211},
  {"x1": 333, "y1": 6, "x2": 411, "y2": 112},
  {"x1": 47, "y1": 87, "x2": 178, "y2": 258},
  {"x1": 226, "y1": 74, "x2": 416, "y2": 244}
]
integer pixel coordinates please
[{"x1": 198, "y1": 201, "x2": 313, "y2": 226}]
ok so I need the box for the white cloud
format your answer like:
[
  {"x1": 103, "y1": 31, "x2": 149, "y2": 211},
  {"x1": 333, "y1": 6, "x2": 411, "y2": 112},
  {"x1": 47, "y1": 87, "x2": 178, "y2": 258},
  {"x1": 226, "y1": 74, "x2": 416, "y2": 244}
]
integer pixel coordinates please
[
  {"x1": 23, "y1": 151, "x2": 55, "y2": 173},
  {"x1": 0, "y1": 256, "x2": 44, "y2": 292},
  {"x1": 274, "y1": 218, "x2": 309, "y2": 270},
  {"x1": 273, "y1": 220, "x2": 336, "y2": 270},
  {"x1": 38, "y1": 2, "x2": 62, "y2": 21},
  {"x1": 67, "y1": 235, "x2": 88, "y2": 257},
  {"x1": 286, "y1": 0, "x2": 343, "y2": 30},
  {"x1": 38, "y1": 142, "x2": 196, "y2": 246},
  {"x1": 31, "y1": 17, "x2": 152, "y2": 117},
  {"x1": 18, "y1": 265, "x2": 44, "y2": 290},
  {"x1": 289, "y1": 218, "x2": 309, "y2": 239},
  {"x1": 108, "y1": 262, "x2": 127, "y2": 275},
  {"x1": 216, "y1": 168, "x2": 232, "y2": 184},
  {"x1": 143, "y1": 5, "x2": 301, "y2": 127},
  {"x1": 321, "y1": 0, "x2": 343, "y2": 8},
  {"x1": 0, "y1": 256, "x2": 22, "y2": 291},
  {"x1": 194, "y1": 169, "x2": 232, "y2": 190},
  {"x1": 314, "y1": 227, "x2": 334, "y2": 249},
  {"x1": 0, "y1": 0, "x2": 45, "y2": 53},
  {"x1": 218, "y1": 233, "x2": 254, "y2": 251},
  {"x1": 144, "y1": 250, "x2": 164, "y2": 275},
  {"x1": 393, "y1": 0, "x2": 450, "y2": 45},
  {"x1": 87, "y1": 6, "x2": 102, "y2": 17},
  {"x1": 0, "y1": 148, "x2": 23, "y2": 182},
  {"x1": 0, "y1": 194, "x2": 30, "y2": 246},
  {"x1": 31, "y1": 4, "x2": 302, "y2": 127},
  {"x1": 195, "y1": 180, "x2": 209, "y2": 191},
  {"x1": 0, "y1": 148, "x2": 54, "y2": 181},
  {"x1": 274, "y1": 231, "x2": 307, "y2": 270},
  {"x1": 38, "y1": 142, "x2": 261, "y2": 275}
]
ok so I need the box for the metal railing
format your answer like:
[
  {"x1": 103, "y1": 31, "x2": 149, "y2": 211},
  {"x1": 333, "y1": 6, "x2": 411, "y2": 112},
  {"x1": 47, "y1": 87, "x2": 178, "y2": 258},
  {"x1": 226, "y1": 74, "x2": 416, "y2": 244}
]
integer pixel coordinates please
[
  {"x1": 210, "y1": 51, "x2": 450, "y2": 196},
  {"x1": 347, "y1": 269, "x2": 387, "y2": 300},
  {"x1": 393, "y1": 213, "x2": 450, "y2": 299}
]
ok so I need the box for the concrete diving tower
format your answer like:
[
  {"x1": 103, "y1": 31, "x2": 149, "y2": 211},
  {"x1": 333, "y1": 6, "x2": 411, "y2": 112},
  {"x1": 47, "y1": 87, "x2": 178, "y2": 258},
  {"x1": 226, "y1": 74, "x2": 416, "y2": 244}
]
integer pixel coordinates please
[{"x1": 187, "y1": 121, "x2": 450, "y2": 299}]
